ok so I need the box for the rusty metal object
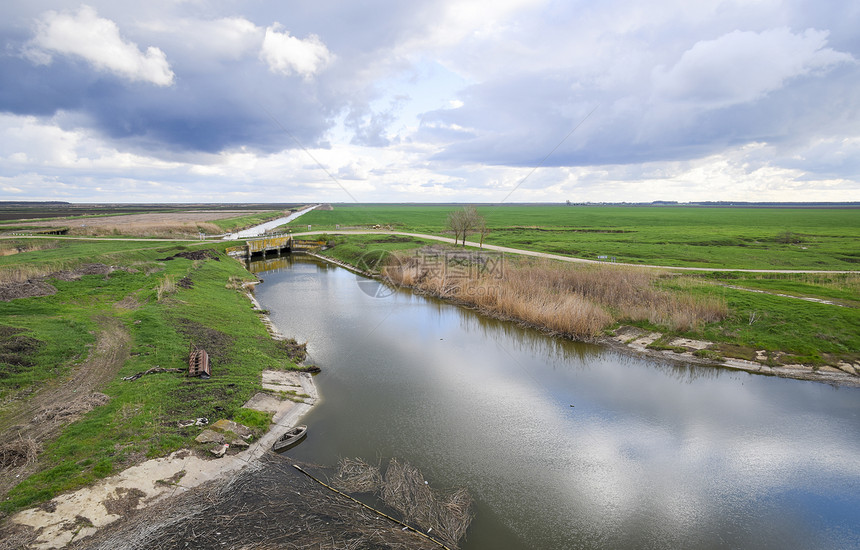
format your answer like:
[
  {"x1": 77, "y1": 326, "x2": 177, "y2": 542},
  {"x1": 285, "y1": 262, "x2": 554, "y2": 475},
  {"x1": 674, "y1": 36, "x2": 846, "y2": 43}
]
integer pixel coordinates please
[{"x1": 188, "y1": 348, "x2": 210, "y2": 377}]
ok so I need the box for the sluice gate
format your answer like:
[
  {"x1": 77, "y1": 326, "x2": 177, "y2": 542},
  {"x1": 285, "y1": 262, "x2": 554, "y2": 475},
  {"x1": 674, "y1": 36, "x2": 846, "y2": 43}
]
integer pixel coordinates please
[{"x1": 226, "y1": 235, "x2": 326, "y2": 258}]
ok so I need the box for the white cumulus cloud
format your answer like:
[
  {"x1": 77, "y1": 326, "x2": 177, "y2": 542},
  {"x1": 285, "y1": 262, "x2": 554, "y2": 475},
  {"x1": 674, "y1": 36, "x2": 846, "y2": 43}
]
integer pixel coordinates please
[
  {"x1": 259, "y1": 23, "x2": 333, "y2": 78},
  {"x1": 27, "y1": 5, "x2": 175, "y2": 86},
  {"x1": 653, "y1": 27, "x2": 854, "y2": 107},
  {"x1": 142, "y1": 16, "x2": 263, "y2": 61}
]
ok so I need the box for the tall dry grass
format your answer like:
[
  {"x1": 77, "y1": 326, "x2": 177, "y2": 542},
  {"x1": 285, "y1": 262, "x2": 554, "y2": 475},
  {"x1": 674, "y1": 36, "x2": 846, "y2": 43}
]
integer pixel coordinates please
[
  {"x1": 0, "y1": 262, "x2": 73, "y2": 285},
  {"x1": 385, "y1": 253, "x2": 727, "y2": 340},
  {"x1": 156, "y1": 275, "x2": 176, "y2": 301},
  {"x1": 0, "y1": 240, "x2": 60, "y2": 256},
  {"x1": 68, "y1": 222, "x2": 221, "y2": 238}
]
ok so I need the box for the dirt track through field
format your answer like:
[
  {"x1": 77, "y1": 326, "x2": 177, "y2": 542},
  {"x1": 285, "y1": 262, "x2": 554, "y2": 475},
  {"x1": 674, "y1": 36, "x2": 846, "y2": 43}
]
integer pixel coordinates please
[{"x1": 0, "y1": 316, "x2": 130, "y2": 499}]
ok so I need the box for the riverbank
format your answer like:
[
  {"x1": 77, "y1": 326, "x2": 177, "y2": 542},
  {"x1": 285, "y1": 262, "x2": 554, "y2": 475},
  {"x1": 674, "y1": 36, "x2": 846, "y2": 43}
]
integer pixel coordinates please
[
  {"x1": 3, "y1": 281, "x2": 320, "y2": 549},
  {"x1": 308, "y1": 248, "x2": 860, "y2": 387},
  {"x1": 63, "y1": 455, "x2": 439, "y2": 550},
  {"x1": 601, "y1": 326, "x2": 860, "y2": 387}
]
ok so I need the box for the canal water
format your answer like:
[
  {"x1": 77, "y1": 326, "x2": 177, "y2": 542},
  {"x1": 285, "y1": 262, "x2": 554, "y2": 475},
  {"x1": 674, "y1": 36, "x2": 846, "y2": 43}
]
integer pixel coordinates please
[
  {"x1": 251, "y1": 255, "x2": 860, "y2": 550},
  {"x1": 224, "y1": 204, "x2": 319, "y2": 240}
]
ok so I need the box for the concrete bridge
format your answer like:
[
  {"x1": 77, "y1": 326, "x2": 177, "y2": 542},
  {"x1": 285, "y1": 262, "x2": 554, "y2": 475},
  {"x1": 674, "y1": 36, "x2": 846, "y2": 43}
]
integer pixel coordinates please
[{"x1": 226, "y1": 234, "x2": 326, "y2": 258}]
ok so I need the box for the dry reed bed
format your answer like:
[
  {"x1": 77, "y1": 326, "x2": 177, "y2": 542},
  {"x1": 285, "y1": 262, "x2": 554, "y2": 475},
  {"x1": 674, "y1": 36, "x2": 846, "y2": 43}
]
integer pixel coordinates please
[
  {"x1": 0, "y1": 241, "x2": 59, "y2": 256},
  {"x1": 68, "y1": 222, "x2": 222, "y2": 238},
  {"x1": 385, "y1": 252, "x2": 727, "y2": 339}
]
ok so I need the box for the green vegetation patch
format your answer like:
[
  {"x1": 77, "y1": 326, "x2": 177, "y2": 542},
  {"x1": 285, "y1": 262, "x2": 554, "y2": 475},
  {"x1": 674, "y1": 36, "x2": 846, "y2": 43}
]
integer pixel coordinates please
[
  {"x1": 0, "y1": 240, "x2": 300, "y2": 514},
  {"x1": 320, "y1": 234, "x2": 437, "y2": 272},
  {"x1": 658, "y1": 277, "x2": 860, "y2": 365},
  {"x1": 291, "y1": 204, "x2": 860, "y2": 270},
  {"x1": 700, "y1": 271, "x2": 860, "y2": 306}
]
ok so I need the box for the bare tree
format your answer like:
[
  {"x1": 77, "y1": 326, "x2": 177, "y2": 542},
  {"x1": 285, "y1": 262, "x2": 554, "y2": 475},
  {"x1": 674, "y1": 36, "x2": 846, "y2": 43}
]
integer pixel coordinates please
[
  {"x1": 476, "y1": 215, "x2": 490, "y2": 248},
  {"x1": 447, "y1": 209, "x2": 467, "y2": 245},
  {"x1": 446, "y1": 206, "x2": 485, "y2": 247}
]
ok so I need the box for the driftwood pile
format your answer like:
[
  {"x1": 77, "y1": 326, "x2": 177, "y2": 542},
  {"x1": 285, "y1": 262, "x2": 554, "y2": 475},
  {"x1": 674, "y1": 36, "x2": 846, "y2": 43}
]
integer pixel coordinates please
[{"x1": 332, "y1": 457, "x2": 473, "y2": 549}]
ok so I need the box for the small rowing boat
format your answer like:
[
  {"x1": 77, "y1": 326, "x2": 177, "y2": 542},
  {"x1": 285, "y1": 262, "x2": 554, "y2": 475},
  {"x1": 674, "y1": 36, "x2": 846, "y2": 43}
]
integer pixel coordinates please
[{"x1": 272, "y1": 425, "x2": 307, "y2": 452}]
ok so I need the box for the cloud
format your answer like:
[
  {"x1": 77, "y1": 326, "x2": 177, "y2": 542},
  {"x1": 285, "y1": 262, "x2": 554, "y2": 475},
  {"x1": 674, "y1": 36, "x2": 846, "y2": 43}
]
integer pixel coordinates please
[
  {"x1": 260, "y1": 24, "x2": 333, "y2": 78},
  {"x1": 652, "y1": 28, "x2": 854, "y2": 108},
  {"x1": 0, "y1": 0, "x2": 857, "y2": 202},
  {"x1": 142, "y1": 16, "x2": 263, "y2": 63},
  {"x1": 26, "y1": 5, "x2": 175, "y2": 87}
]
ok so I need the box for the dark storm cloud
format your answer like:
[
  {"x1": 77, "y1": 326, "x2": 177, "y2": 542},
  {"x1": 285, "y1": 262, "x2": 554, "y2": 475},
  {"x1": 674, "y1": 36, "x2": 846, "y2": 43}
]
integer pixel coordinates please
[{"x1": 0, "y1": 1, "x2": 424, "y2": 155}]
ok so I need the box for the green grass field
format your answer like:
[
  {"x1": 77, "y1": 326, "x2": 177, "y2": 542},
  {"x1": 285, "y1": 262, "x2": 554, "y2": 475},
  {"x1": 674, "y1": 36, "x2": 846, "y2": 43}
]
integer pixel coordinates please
[{"x1": 285, "y1": 205, "x2": 860, "y2": 270}]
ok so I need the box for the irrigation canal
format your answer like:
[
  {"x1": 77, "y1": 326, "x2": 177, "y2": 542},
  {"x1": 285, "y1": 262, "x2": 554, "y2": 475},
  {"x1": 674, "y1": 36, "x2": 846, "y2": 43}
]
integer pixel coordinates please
[{"x1": 250, "y1": 255, "x2": 860, "y2": 550}]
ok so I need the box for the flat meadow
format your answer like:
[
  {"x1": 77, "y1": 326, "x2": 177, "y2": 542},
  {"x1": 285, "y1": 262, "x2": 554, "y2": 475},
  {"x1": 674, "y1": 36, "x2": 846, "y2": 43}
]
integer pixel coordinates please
[{"x1": 286, "y1": 204, "x2": 860, "y2": 270}]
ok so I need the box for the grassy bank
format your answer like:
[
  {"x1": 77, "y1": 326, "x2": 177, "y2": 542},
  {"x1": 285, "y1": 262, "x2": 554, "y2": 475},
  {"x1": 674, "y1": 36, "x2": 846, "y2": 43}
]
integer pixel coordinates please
[
  {"x1": 0, "y1": 239, "x2": 301, "y2": 515},
  {"x1": 287, "y1": 204, "x2": 860, "y2": 270},
  {"x1": 319, "y1": 235, "x2": 859, "y2": 369},
  {"x1": 317, "y1": 234, "x2": 438, "y2": 268},
  {"x1": 670, "y1": 274, "x2": 860, "y2": 365}
]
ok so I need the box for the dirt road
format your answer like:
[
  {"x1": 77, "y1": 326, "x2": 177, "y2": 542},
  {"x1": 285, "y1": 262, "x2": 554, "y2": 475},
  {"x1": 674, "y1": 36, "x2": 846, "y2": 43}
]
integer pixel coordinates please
[
  {"x1": 291, "y1": 230, "x2": 860, "y2": 274},
  {"x1": 0, "y1": 316, "x2": 130, "y2": 499}
]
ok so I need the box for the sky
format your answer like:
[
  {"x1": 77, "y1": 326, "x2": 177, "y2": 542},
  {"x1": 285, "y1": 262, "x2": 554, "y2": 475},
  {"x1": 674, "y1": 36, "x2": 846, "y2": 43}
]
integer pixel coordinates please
[{"x1": 0, "y1": 0, "x2": 858, "y2": 204}]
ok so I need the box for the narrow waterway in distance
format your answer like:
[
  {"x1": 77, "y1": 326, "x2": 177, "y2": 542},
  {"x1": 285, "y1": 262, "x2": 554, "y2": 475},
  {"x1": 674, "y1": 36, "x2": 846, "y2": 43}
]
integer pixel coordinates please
[
  {"x1": 251, "y1": 255, "x2": 860, "y2": 550},
  {"x1": 224, "y1": 204, "x2": 319, "y2": 240}
]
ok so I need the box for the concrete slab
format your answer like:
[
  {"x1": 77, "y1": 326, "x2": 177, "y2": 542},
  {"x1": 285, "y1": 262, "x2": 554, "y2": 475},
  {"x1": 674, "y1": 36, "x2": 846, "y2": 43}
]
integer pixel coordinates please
[
  {"x1": 668, "y1": 337, "x2": 711, "y2": 350},
  {"x1": 261, "y1": 370, "x2": 304, "y2": 392},
  {"x1": 243, "y1": 392, "x2": 288, "y2": 415}
]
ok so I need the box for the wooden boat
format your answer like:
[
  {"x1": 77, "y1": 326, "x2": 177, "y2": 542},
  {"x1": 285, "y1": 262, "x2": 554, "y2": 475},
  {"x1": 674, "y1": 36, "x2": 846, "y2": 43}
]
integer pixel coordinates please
[{"x1": 272, "y1": 425, "x2": 307, "y2": 452}]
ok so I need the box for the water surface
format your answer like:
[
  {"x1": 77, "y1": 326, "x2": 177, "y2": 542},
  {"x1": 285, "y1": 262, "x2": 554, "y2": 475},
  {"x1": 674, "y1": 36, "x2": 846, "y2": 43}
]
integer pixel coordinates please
[
  {"x1": 225, "y1": 205, "x2": 318, "y2": 239},
  {"x1": 252, "y1": 256, "x2": 860, "y2": 550}
]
